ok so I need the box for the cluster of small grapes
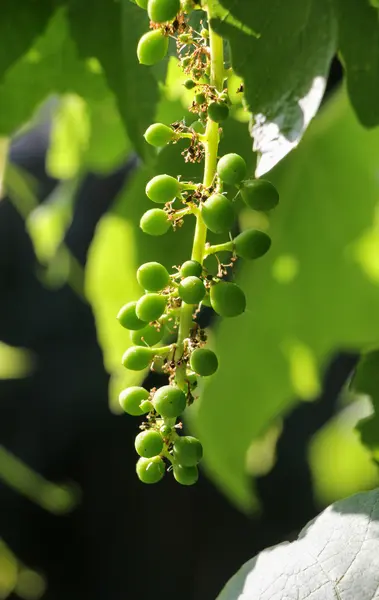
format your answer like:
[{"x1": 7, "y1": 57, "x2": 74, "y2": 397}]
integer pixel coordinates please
[{"x1": 120, "y1": 0, "x2": 279, "y2": 485}]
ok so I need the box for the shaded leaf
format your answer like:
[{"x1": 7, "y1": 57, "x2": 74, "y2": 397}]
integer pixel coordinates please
[
  {"x1": 352, "y1": 350, "x2": 379, "y2": 463},
  {"x1": 217, "y1": 488, "x2": 379, "y2": 599}
]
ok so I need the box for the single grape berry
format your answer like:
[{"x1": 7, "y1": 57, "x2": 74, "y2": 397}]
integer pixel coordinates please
[
  {"x1": 208, "y1": 101, "x2": 229, "y2": 123},
  {"x1": 140, "y1": 399, "x2": 154, "y2": 413},
  {"x1": 137, "y1": 30, "x2": 169, "y2": 66},
  {"x1": 184, "y1": 79, "x2": 196, "y2": 89},
  {"x1": 119, "y1": 386, "x2": 150, "y2": 416},
  {"x1": 122, "y1": 346, "x2": 153, "y2": 370},
  {"x1": 217, "y1": 153, "x2": 247, "y2": 186},
  {"x1": 137, "y1": 262, "x2": 170, "y2": 292},
  {"x1": 195, "y1": 92, "x2": 206, "y2": 104},
  {"x1": 210, "y1": 281, "x2": 246, "y2": 317},
  {"x1": 146, "y1": 174, "x2": 181, "y2": 203},
  {"x1": 144, "y1": 123, "x2": 175, "y2": 147},
  {"x1": 153, "y1": 385, "x2": 186, "y2": 418},
  {"x1": 179, "y1": 276, "x2": 206, "y2": 304},
  {"x1": 173, "y1": 436, "x2": 203, "y2": 466},
  {"x1": 173, "y1": 464, "x2": 199, "y2": 486},
  {"x1": 136, "y1": 293, "x2": 167, "y2": 322},
  {"x1": 202, "y1": 193, "x2": 235, "y2": 234},
  {"x1": 136, "y1": 456, "x2": 165, "y2": 484},
  {"x1": 234, "y1": 229, "x2": 271, "y2": 260},
  {"x1": 117, "y1": 301, "x2": 147, "y2": 330},
  {"x1": 190, "y1": 120, "x2": 206, "y2": 134},
  {"x1": 180, "y1": 260, "x2": 202, "y2": 278},
  {"x1": 140, "y1": 208, "x2": 171, "y2": 236},
  {"x1": 190, "y1": 347, "x2": 218, "y2": 376},
  {"x1": 148, "y1": 0, "x2": 180, "y2": 23},
  {"x1": 130, "y1": 323, "x2": 165, "y2": 346},
  {"x1": 135, "y1": 430, "x2": 164, "y2": 458},
  {"x1": 240, "y1": 179, "x2": 279, "y2": 211},
  {"x1": 160, "y1": 424, "x2": 172, "y2": 437},
  {"x1": 136, "y1": 0, "x2": 148, "y2": 7}
]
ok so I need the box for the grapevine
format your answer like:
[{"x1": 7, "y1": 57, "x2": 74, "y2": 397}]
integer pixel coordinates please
[{"x1": 119, "y1": 0, "x2": 279, "y2": 485}]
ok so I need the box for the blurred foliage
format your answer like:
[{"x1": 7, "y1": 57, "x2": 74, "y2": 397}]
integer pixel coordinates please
[
  {"x1": 351, "y1": 349, "x2": 379, "y2": 463},
  {"x1": 0, "y1": 540, "x2": 46, "y2": 600}
]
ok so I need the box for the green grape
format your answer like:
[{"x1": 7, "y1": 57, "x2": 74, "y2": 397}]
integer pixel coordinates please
[
  {"x1": 190, "y1": 120, "x2": 206, "y2": 134},
  {"x1": 184, "y1": 79, "x2": 196, "y2": 89},
  {"x1": 136, "y1": 0, "x2": 148, "y2": 7},
  {"x1": 119, "y1": 386, "x2": 150, "y2": 416},
  {"x1": 153, "y1": 385, "x2": 186, "y2": 418},
  {"x1": 217, "y1": 153, "x2": 247, "y2": 186},
  {"x1": 234, "y1": 229, "x2": 271, "y2": 260},
  {"x1": 195, "y1": 92, "x2": 206, "y2": 104},
  {"x1": 240, "y1": 179, "x2": 279, "y2": 211},
  {"x1": 182, "y1": 56, "x2": 191, "y2": 67},
  {"x1": 130, "y1": 323, "x2": 165, "y2": 346},
  {"x1": 136, "y1": 456, "x2": 165, "y2": 484},
  {"x1": 173, "y1": 464, "x2": 199, "y2": 485},
  {"x1": 190, "y1": 347, "x2": 218, "y2": 376},
  {"x1": 140, "y1": 208, "x2": 171, "y2": 236},
  {"x1": 137, "y1": 262, "x2": 170, "y2": 292},
  {"x1": 179, "y1": 33, "x2": 191, "y2": 44},
  {"x1": 135, "y1": 430, "x2": 164, "y2": 458},
  {"x1": 137, "y1": 30, "x2": 169, "y2": 65},
  {"x1": 148, "y1": 0, "x2": 180, "y2": 23},
  {"x1": 179, "y1": 276, "x2": 205, "y2": 304},
  {"x1": 210, "y1": 281, "x2": 246, "y2": 317},
  {"x1": 140, "y1": 399, "x2": 154, "y2": 413},
  {"x1": 122, "y1": 346, "x2": 153, "y2": 370},
  {"x1": 136, "y1": 293, "x2": 167, "y2": 322},
  {"x1": 146, "y1": 174, "x2": 181, "y2": 203},
  {"x1": 201, "y1": 28, "x2": 209, "y2": 38},
  {"x1": 186, "y1": 371, "x2": 198, "y2": 388},
  {"x1": 180, "y1": 260, "x2": 202, "y2": 278},
  {"x1": 160, "y1": 424, "x2": 172, "y2": 437},
  {"x1": 202, "y1": 193, "x2": 235, "y2": 234},
  {"x1": 208, "y1": 101, "x2": 229, "y2": 122},
  {"x1": 173, "y1": 435, "x2": 203, "y2": 466},
  {"x1": 117, "y1": 301, "x2": 147, "y2": 330},
  {"x1": 144, "y1": 123, "x2": 175, "y2": 147}
]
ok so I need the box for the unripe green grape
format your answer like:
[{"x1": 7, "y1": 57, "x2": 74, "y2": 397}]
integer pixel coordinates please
[
  {"x1": 119, "y1": 386, "x2": 150, "y2": 415},
  {"x1": 137, "y1": 262, "x2": 170, "y2": 291},
  {"x1": 117, "y1": 301, "x2": 147, "y2": 330},
  {"x1": 190, "y1": 120, "x2": 206, "y2": 134},
  {"x1": 137, "y1": 30, "x2": 169, "y2": 65},
  {"x1": 148, "y1": 0, "x2": 180, "y2": 23},
  {"x1": 202, "y1": 193, "x2": 235, "y2": 234},
  {"x1": 144, "y1": 123, "x2": 175, "y2": 147},
  {"x1": 201, "y1": 28, "x2": 209, "y2": 38},
  {"x1": 135, "y1": 430, "x2": 164, "y2": 458},
  {"x1": 173, "y1": 436, "x2": 203, "y2": 466},
  {"x1": 153, "y1": 385, "x2": 186, "y2": 418},
  {"x1": 146, "y1": 174, "x2": 181, "y2": 203},
  {"x1": 179, "y1": 276, "x2": 205, "y2": 304},
  {"x1": 130, "y1": 323, "x2": 165, "y2": 346},
  {"x1": 136, "y1": 456, "x2": 165, "y2": 484},
  {"x1": 182, "y1": 56, "x2": 191, "y2": 67},
  {"x1": 234, "y1": 229, "x2": 271, "y2": 260},
  {"x1": 140, "y1": 399, "x2": 154, "y2": 413},
  {"x1": 180, "y1": 259, "x2": 202, "y2": 278},
  {"x1": 210, "y1": 281, "x2": 246, "y2": 317},
  {"x1": 186, "y1": 371, "x2": 198, "y2": 388},
  {"x1": 136, "y1": 0, "x2": 148, "y2": 7},
  {"x1": 195, "y1": 92, "x2": 206, "y2": 104},
  {"x1": 184, "y1": 79, "x2": 196, "y2": 90},
  {"x1": 160, "y1": 424, "x2": 172, "y2": 437},
  {"x1": 217, "y1": 153, "x2": 247, "y2": 186},
  {"x1": 122, "y1": 346, "x2": 153, "y2": 370},
  {"x1": 240, "y1": 179, "x2": 279, "y2": 211},
  {"x1": 140, "y1": 208, "x2": 171, "y2": 236},
  {"x1": 190, "y1": 347, "x2": 218, "y2": 376},
  {"x1": 136, "y1": 293, "x2": 167, "y2": 322},
  {"x1": 208, "y1": 101, "x2": 229, "y2": 122},
  {"x1": 173, "y1": 464, "x2": 198, "y2": 485}
]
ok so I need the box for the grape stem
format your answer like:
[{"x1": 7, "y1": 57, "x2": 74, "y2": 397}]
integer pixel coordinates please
[
  {"x1": 205, "y1": 240, "x2": 233, "y2": 256},
  {"x1": 174, "y1": 2, "x2": 224, "y2": 392}
]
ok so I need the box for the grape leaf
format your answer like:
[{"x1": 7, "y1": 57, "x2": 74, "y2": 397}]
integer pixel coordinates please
[
  {"x1": 333, "y1": 0, "x2": 379, "y2": 128},
  {"x1": 191, "y1": 89, "x2": 379, "y2": 510},
  {"x1": 67, "y1": 0, "x2": 158, "y2": 161},
  {"x1": 217, "y1": 488, "x2": 379, "y2": 600},
  {"x1": 352, "y1": 350, "x2": 379, "y2": 463},
  {"x1": 212, "y1": 0, "x2": 337, "y2": 175}
]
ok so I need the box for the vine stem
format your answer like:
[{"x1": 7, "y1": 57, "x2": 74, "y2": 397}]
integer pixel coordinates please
[{"x1": 174, "y1": 3, "x2": 224, "y2": 391}]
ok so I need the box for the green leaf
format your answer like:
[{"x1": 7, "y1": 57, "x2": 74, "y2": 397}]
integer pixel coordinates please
[
  {"x1": 0, "y1": 0, "x2": 55, "y2": 79},
  {"x1": 333, "y1": 0, "x2": 379, "y2": 128},
  {"x1": 352, "y1": 350, "x2": 379, "y2": 462},
  {"x1": 191, "y1": 89, "x2": 379, "y2": 510},
  {"x1": 67, "y1": 0, "x2": 159, "y2": 161},
  {"x1": 213, "y1": 0, "x2": 337, "y2": 175},
  {"x1": 217, "y1": 488, "x2": 379, "y2": 600}
]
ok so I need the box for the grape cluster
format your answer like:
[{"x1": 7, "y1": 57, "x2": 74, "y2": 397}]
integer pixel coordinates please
[{"x1": 122, "y1": 0, "x2": 280, "y2": 485}]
